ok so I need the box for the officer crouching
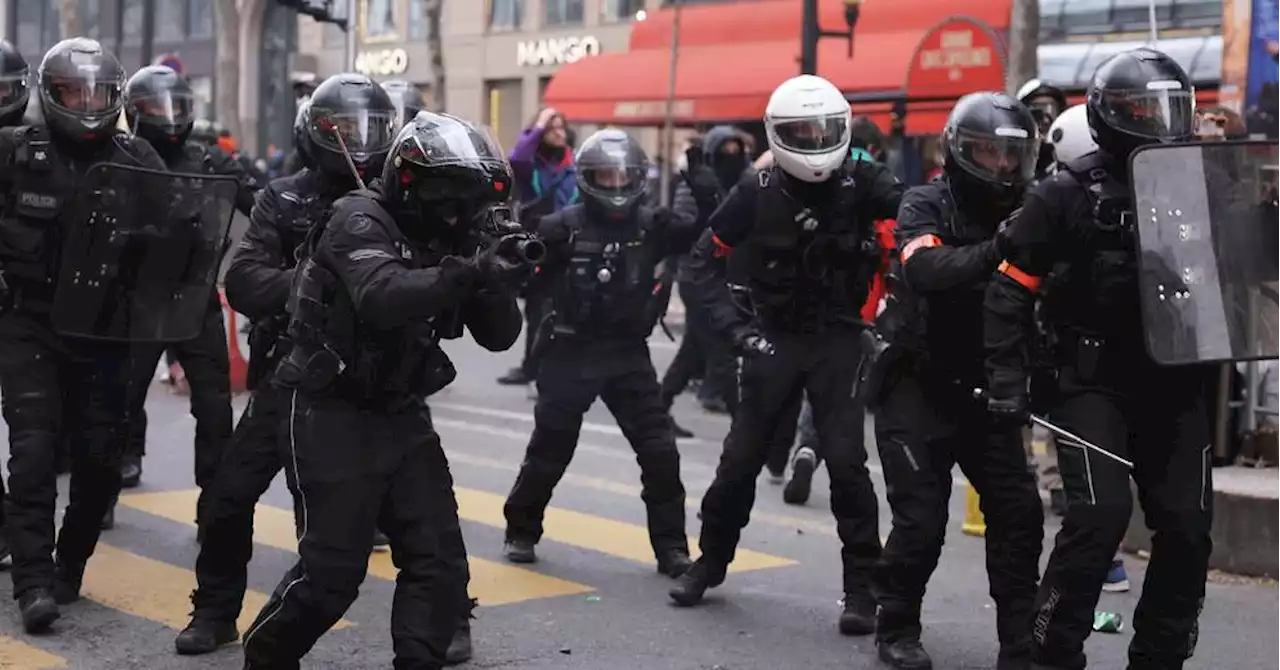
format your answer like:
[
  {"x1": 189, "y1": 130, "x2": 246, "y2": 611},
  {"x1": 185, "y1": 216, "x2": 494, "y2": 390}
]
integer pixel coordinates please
[
  {"x1": 869, "y1": 92, "x2": 1044, "y2": 670},
  {"x1": 0, "y1": 38, "x2": 172, "y2": 634},
  {"x1": 501, "y1": 129, "x2": 697, "y2": 576},
  {"x1": 670, "y1": 75, "x2": 902, "y2": 635},
  {"x1": 240, "y1": 112, "x2": 534, "y2": 668}
]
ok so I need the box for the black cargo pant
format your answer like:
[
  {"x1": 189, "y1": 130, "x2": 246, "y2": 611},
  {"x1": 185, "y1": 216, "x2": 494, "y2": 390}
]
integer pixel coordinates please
[
  {"x1": 765, "y1": 394, "x2": 827, "y2": 475},
  {"x1": 243, "y1": 391, "x2": 468, "y2": 669},
  {"x1": 0, "y1": 311, "x2": 132, "y2": 598},
  {"x1": 504, "y1": 338, "x2": 688, "y2": 556},
  {"x1": 125, "y1": 300, "x2": 233, "y2": 492},
  {"x1": 660, "y1": 279, "x2": 739, "y2": 411},
  {"x1": 1034, "y1": 349, "x2": 1214, "y2": 670},
  {"x1": 190, "y1": 384, "x2": 287, "y2": 624},
  {"x1": 698, "y1": 325, "x2": 881, "y2": 595},
  {"x1": 871, "y1": 365, "x2": 1043, "y2": 654}
]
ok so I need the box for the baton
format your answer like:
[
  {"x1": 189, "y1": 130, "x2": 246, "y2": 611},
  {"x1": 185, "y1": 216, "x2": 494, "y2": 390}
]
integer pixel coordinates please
[{"x1": 972, "y1": 388, "x2": 1134, "y2": 469}]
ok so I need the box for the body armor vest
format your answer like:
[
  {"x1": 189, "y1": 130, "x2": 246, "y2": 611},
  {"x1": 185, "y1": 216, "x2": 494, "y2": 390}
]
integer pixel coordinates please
[
  {"x1": 551, "y1": 204, "x2": 663, "y2": 340},
  {"x1": 745, "y1": 167, "x2": 878, "y2": 331},
  {"x1": 279, "y1": 191, "x2": 457, "y2": 406},
  {"x1": 0, "y1": 126, "x2": 77, "y2": 285}
]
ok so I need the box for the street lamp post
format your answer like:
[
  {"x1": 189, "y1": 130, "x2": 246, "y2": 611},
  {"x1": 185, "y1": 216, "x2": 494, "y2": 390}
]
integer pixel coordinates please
[
  {"x1": 344, "y1": 0, "x2": 359, "y2": 71},
  {"x1": 800, "y1": 0, "x2": 862, "y2": 75},
  {"x1": 658, "y1": 2, "x2": 683, "y2": 208}
]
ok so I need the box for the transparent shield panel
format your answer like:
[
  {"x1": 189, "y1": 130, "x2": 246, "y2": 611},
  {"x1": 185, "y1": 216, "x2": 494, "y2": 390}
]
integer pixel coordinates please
[{"x1": 1130, "y1": 141, "x2": 1280, "y2": 365}]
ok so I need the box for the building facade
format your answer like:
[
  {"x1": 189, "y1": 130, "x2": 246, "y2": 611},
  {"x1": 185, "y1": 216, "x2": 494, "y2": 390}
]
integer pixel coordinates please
[{"x1": 296, "y1": 0, "x2": 669, "y2": 155}]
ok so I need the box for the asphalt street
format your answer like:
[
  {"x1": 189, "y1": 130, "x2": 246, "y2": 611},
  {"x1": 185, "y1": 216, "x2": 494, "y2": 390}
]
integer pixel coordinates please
[{"x1": 0, "y1": 328, "x2": 1274, "y2": 669}]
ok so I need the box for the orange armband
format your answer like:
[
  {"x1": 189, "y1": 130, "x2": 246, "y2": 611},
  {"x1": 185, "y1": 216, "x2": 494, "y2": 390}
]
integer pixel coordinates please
[
  {"x1": 711, "y1": 234, "x2": 733, "y2": 259},
  {"x1": 998, "y1": 260, "x2": 1042, "y2": 292},
  {"x1": 900, "y1": 234, "x2": 941, "y2": 263}
]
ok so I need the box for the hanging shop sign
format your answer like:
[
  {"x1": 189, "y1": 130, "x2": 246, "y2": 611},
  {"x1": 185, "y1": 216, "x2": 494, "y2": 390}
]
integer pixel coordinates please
[
  {"x1": 517, "y1": 36, "x2": 603, "y2": 68},
  {"x1": 355, "y1": 48, "x2": 409, "y2": 76}
]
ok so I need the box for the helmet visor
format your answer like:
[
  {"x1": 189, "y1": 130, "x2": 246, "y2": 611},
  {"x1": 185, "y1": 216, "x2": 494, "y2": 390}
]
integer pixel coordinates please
[
  {"x1": 950, "y1": 126, "x2": 1038, "y2": 185},
  {"x1": 395, "y1": 117, "x2": 506, "y2": 168},
  {"x1": 1097, "y1": 86, "x2": 1194, "y2": 140},
  {"x1": 310, "y1": 109, "x2": 396, "y2": 160},
  {"x1": 770, "y1": 114, "x2": 849, "y2": 154},
  {"x1": 129, "y1": 90, "x2": 194, "y2": 129},
  {"x1": 580, "y1": 165, "x2": 648, "y2": 202},
  {"x1": 0, "y1": 72, "x2": 28, "y2": 115},
  {"x1": 45, "y1": 74, "x2": 119, "y2": 114}
]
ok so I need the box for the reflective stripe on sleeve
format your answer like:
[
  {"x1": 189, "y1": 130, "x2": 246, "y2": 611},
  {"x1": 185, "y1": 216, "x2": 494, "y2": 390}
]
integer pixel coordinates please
[
  {"x1": 900, "y1": 234, "x2": 942, "y2": 263},
  {"x1": 998, "y1": 260, "x2": 1042, "y2": 291}
]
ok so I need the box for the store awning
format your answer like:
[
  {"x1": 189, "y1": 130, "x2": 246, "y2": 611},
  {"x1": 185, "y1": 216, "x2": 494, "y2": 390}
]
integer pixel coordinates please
[{"x1": 544, "y1": 16, "x2": 1008, "y2": 127}]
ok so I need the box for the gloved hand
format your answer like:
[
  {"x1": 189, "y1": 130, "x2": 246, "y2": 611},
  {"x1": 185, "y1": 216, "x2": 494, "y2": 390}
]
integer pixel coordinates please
[
  {"x1": 987, "y1": 392, "x2": 1030, "y2": 427},
  {"x1": 476, "y1": 237, "x2": 533, "y2": 287},
  {"x1": 735, "y1": 330, "x2": 775, "y2": 357}
]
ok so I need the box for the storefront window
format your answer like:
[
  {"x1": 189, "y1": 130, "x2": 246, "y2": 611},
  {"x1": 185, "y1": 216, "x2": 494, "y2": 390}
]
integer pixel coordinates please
[
  {"x1": 189, "y1": 0, "x2": 213, "y2": 38},
  {"x1": 157, "y1": 0, "x2": 186, "y2": 41},
  {"x1": 545, "y1": 0, "x2": 584, "y2": 26},
  {"x1": 1171, "y1": 0, "x2": 1222, "y2": 27},
  {"x1": 365, "y1": 0, "x2": 396, "y2": 38},
  {"x1": 489, "y1": 0, "x2": 524, "y2": 30},
  {"x1": 601, "y1": 0, "x2": 646, "y2": 21},
  {"x1": 122, "y1": 0, "x2": 143, "y2": 44},
  {"x1": 1112, "y1": 0, "x2": 1172, "y2": 28}
]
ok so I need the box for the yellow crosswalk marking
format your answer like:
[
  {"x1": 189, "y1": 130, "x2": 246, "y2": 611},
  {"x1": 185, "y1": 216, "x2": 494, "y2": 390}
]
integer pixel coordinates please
[
  {"x1": 0, "y1": 636, "x2": 66, "y2": 669},
  {"x1": 452, "y1": 487, "x2": 798, "y2": 573},
  {"x1": 120, "y1": 490, "x2": 593, "y2": 607},
  {"x1": 84, "y1": 544, "x2": 353, "y2": 634}
]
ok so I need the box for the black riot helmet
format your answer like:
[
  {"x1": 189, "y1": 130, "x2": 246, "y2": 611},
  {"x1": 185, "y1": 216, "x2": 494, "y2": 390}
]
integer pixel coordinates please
[
  {"x1": 124, "y1": 65, "x2": 195, "y2": 152},
  {"x1": 304, "y1": 73, "x2": 396, "y2": 181},
  {"x1": 37, "y1": 37, "x2": 126, "y2": 143},
  {"x1": 574, "y1": 129, "x2": 649, "y2": 220},
  {"x1": 1086, "y1": 48, "x2": 1194, "y2": 163},
  {"x1": 380, "y1": 79, "x2": 425, "y2": 130},
  {"x1": 701, "y1": 125, "x2": 748, "y2": 191},
  {"x1": 1016, "y1": 78, "x2": 1069, "y2": 135},
  {"x1": 190, "y1": 118, "x2": 216, "y2": 145},
  {"x1": 292, "y1": 98, "x2": 314, "y2": 168},
  {"x1": 382, "y1": 111, "x2": 515, "y2": 238},
  {"x1": 942, "y1": 91, "x2": 1039, "y2": 207},
  {"x1": 0, "y1": 40, "x2": 30, "y2": 127}
]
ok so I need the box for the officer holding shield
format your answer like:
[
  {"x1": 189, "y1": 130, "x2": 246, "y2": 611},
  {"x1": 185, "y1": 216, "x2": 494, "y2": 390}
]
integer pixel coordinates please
[
  {"x1": 110, "y1": 65, "x2": 260, "y2": 520},
  {"x1": 984, "y1": 48, "x2": 1217, "y2": 669},
  {"x1": 0, "y1": 38, "x2": 179, "y2": 634}
]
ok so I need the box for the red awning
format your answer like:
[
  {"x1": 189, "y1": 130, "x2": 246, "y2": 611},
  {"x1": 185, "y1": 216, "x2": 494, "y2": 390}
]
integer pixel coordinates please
[{"x1": 545, "y1": 29, "x2": 939, "y2": 125}]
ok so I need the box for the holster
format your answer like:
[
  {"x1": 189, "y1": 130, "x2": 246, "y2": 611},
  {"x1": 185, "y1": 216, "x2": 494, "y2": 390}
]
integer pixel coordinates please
[
  {"x1": 274, "y1": 345, "x2": 343, "y2": 394},
  {"x1": 857, "y1": 336, "x2": 904, "y2": 411}
]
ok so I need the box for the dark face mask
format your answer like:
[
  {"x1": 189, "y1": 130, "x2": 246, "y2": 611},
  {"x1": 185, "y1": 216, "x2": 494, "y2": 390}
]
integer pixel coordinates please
[{"x1": 712, "y1": 152, "x2": 747, "y2": 191}]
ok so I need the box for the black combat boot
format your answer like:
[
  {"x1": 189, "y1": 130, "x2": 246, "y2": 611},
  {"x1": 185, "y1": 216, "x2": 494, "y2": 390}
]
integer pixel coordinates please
[
  {"x1": 668, "y1": 557, "x2": 727, "y2": 607},
  {"x1": 877, "y1": 638, "x2": 933, "y2": 669},
  {"x1": 445, "y1": 598, "x2": 477, "y2": 665},
  {"x1": 782, "y1": 447, "x2": 817, "y2": 505},
  {"x1": 175, "y1": 617, "x2": 239, "y2": 655},
  {"x1": 655, "y1": 548, "x2": 695, "y2": 578},
  {"x1": 120, "y1": 455, "x2": 143, "y2": 488},
  {"x1": 503, "y1": 538, "x2": 537, "y2": 564},
  {"x1": 18, "y1": 588, "x2": 59, "y2": 633},
  {"x1": 52, "y1": 562, "x2": 85, "y2": 605},
  {"x1": 838, "y1": 591, "x2": 877, "y2": 636}
]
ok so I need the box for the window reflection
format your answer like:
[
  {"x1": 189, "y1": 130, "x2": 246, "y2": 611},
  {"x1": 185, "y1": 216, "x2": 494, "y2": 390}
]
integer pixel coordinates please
[
  {"x1": 545, "y1": 0, "x2": 585, "y2": 26},
  {"x1": 365, "y1": 0, "x2": 396, "y2": 38},
  {"x1": 489, "y1": 0, "x2": 523, "y2": 30}
]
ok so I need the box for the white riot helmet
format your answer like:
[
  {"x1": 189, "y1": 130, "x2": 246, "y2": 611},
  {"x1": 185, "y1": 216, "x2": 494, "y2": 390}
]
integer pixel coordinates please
[
  {"x1": 1046, "y1": 104, "x2": 1098, "y2": 166},
  {"x1": 764, "y1": 75, "x2": 852, "y2": 183}
]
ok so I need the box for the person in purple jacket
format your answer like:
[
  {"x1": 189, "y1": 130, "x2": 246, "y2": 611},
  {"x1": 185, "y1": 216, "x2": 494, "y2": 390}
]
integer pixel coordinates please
[{"x1": 497, "y1": 106, "x2": 580, "y2": 387}]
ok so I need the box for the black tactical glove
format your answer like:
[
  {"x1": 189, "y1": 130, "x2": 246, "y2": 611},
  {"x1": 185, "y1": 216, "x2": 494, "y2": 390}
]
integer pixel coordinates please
[
  {"x1": 476, "y1": 236, "x2": 534, "y2": 287},
  {"x1": 987, "y1": 392, "x2": 1030, "y2": 427}
]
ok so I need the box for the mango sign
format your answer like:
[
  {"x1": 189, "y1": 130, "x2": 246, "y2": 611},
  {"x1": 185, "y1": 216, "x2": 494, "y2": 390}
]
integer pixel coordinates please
[{"x1": 907, "y1": 17, "x2": 1006, "y2": 98}]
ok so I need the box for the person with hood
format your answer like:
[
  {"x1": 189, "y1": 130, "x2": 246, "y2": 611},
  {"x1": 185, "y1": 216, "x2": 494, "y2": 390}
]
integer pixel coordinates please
[
  {"x1": 497, "y1": 106, "x2": 579, "y2": 388},
  {"x1": 659, "y1": 125, "x2": 751, "y2": 433}
]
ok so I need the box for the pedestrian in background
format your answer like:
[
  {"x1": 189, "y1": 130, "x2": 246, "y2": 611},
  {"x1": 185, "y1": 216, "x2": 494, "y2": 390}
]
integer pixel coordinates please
[{"x1": 498, "y1": 106, "x2": 579, "y2": 389}]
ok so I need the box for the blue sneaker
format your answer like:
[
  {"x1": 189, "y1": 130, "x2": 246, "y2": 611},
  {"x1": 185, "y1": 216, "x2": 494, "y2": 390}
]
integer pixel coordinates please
[{"x1": 1103, "y1": 558, "x2": 1130, "y2": 592}]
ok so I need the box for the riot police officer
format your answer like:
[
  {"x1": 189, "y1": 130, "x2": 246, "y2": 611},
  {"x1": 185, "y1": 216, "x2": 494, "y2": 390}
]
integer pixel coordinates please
[
  {"x1": 113, "y1": 65, "x2": 259, "y2": 514},
  {"x1": 0, "y1": 37, "x2": 171, "y2": 633},
  {"x1": 281, "y1": 99, "x2": 313, "y2": 176},
  {"x1": 660, "y1": 125, "x2": 749, "y2": 433},
  {"x1": 670, "y1": 76, "x2": 902, "y2": 634},
  {"x1": 0, "y1": 38, "x2": 30, "y2": 568},
  {"x1": 871, "y1": 92, "x2": 1044, "y2": 670},
  {"x1": 1016, "y1": 79, "x2": 1068, "y2": 180},
  {"x1": 501, "y1": 129, "x2": 696, "y2": 575},
  {"x1": 240, "y1": 111, "x2": 529, "y2": 670},
  {"x1": 985, "y1": 48, "x2": 1213, "y2": 669},
  {"x1": 175, "y1": 73, "x2": 404, "y2": 655},
  {"x1": 381, "y1": 79, "x2": 426, "y2": 129}
]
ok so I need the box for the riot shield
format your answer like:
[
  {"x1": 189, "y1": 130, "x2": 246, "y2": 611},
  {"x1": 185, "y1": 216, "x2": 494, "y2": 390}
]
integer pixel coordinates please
[
  {"x1": 1130, "y1": 140, "x2": 1279, "y2": 365},
  {"x1": 51, "y1": 163, "x2": 239, "y2": 342}
]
